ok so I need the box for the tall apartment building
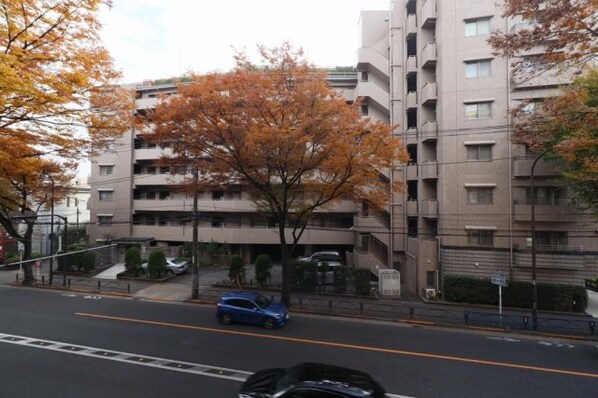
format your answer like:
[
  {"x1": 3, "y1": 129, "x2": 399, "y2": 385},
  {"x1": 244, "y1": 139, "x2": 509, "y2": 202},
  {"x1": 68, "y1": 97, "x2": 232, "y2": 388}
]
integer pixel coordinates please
[
  {"x1": 87, "y1": 0, "x2": 597, "y2": 297},
  {"x1": 354, "y1": 0, "x2": 597, "y2": 297},
  {"x1": 87, "y1": 73, "x2": 359, "y2": 263}
]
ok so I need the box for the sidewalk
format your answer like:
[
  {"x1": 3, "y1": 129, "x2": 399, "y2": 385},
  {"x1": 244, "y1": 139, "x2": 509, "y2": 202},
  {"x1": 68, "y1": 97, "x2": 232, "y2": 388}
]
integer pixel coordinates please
[{"x1": 2, "y1": 263, "x2": 597, "y2": 321}]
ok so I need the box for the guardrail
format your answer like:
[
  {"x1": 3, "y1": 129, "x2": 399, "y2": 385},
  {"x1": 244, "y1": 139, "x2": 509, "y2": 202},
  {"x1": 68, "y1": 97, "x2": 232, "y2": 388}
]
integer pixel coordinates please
[
  {"x1": 15, "y1": 274, "x2": 130, "y2": 295},
  {"x1": 196, "y1": 288, "x2": 597, "y2": 338}
]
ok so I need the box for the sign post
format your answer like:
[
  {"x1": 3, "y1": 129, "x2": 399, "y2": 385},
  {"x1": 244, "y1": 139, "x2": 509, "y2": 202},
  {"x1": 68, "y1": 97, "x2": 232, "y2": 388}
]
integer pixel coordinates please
[
  {"x1": 34, "y1": 260, "x2": 42, "y2": 281},
  {"x1": 491, "y1": 271, "x2": 509, "y2": 327}
]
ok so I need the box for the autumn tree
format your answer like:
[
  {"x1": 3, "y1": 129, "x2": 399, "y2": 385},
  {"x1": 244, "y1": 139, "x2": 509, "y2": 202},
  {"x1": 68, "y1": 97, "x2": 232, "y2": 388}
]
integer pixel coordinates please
[
  {"x1": 489, "y1": 0, "x2": 598, "y2": 215},
  {"x1": 0, "y1": 0, "x2": 132, "y2": 282},
  {"x1": 153, "y1": 43, "x2": 407, "y2": 304},
  {"x1": 489, "y1": 0, "x2": 597, "y2": 76},
  {"x1": 0, "y1": 152, "x2": 73, "y2": 284}
]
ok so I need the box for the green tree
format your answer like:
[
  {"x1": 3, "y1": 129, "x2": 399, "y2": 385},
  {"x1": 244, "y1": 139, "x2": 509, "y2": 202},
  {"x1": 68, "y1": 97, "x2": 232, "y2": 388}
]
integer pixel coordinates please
[
  {"x1": 147, "y1": 250, "x2": 167, "y2": 279},
  {"x1": 254, "y1": 254, "x2": 273, "y2": 287},
  {"x1": 228, "y1": 255, "x2": 245, "y2": 287},
  {"x1": 124, "y1": 246, "x2": 142, "y2": 276}
]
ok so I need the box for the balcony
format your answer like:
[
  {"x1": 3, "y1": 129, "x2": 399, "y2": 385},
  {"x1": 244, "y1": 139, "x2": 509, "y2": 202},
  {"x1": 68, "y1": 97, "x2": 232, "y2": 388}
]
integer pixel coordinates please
[
  {"x1": 357, "y1": 47, "x2": 389, "y2": 76},
  {"x1": 406, "y1": 164, "x2": 418, "y2": 180},
  {"x1": 513, "y1": 203, "x2": 581, "y2": 222},
  {"x1": 406, "y1": 56, "x2": 417, "y2": 77},
  {"x1": 406, "y1": 91, "x2": 417, "y2": 110},
  {"x1": 421, "y1": 42, "x2": 437, "y2": 69},
  {"x1": 135, "y1": 97, "x2": 159, "y2": 111},
  {"x1": 406, "y1": 14, "x2": 417, "y2": 38},
  {"x1": 421, "y1": 120, "x2": 437, "y2": 142},
  {"x1": 134, "y1": 173, "x2": 185, "y2": 186},
  {"x1": 420, "y1": 161, "x2": 438, "y2": 180},
  {"x1": 406, "y1": 200, "x2": 418, "y2": 216},
  {"x1": 512, "y1": 156, "x2": 559, "y2": 177},
  {"x1": 511, "y1": 67, "x2": 573, "y2": 89},
  {"x1": 420, "y1": 199, "x2": 438, "y2": 218},
  {"x1": 421, "y1": 82, "x2": 437, "y2": 106},
  {"x1": 421, "y1": 0, "x2": 437, "y2": 29},
  {"x1": 132, "y1": 225, "x2": 353, "y2": 245},
  {"x1": 354, "y1": 80, "x2": 390, "y2": 112},
  {"x1": 134, "y1": 147, "x2": 163, "y2": 161}
]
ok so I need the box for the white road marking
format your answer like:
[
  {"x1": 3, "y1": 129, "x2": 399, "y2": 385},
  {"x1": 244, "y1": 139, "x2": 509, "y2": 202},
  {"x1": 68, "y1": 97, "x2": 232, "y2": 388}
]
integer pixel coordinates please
[
  {"x1": 0, "y1": 332, "x2": 415, "y2": 397},
  {"x1": 539, "y1": 340, "x2": 575, "y2": 348},
  {"x1": 487, "y1": 336, "x2": 521, "y2": 342},
  {"x1": 0, "y1": 332, "x2": 251, "y2": 382}
]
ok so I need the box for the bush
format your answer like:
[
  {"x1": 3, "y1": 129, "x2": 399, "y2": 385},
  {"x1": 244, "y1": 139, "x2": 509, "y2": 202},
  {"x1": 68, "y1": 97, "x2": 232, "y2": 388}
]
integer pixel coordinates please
[
  {"x1": 352, "y1": 268, "x2": 372, "y2": 296},
  {"x1": 124, "y1": 246, "x2": 142, "y2": 276},
  {"x1": 294, "y1": 260, "x2": 318, "y2": 292},
  {"x1": 81, "y1": 252, "x2": 96, "y2": 273},
  {"x1": 333, "y1": 267, "x2": 349, "y2": 294},
  {"x1": 443, "y1": 275, "x2": 588, "y2": 312},
  {"x1": 228, "y1": 255, "x2": 245, "y2": 286},
  {"x1": 148, "y1": 250, "x2": 167, "y2": 278},
  {"x1": 254, "y1": 254, "x2": 272, "y2": 287}
]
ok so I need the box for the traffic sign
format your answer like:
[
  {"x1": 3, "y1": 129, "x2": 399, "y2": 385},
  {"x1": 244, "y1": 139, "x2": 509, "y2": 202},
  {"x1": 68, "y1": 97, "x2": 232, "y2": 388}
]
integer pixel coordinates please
[{"x1": 491, "y1": 271, "x2": 509, "y2": 287}]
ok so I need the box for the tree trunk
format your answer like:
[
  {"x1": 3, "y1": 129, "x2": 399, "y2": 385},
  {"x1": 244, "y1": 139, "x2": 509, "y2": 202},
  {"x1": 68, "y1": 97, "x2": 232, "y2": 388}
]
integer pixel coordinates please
[
  {"x1": 20, "y1": 224, "x2": 35, "y2": 285},
  {"x1": 278, "y1": 214, "x2": 292, "y2": 305}
]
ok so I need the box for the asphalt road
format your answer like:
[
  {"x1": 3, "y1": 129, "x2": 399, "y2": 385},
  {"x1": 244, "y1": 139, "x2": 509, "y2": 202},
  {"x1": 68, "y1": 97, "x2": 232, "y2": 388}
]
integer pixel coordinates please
[{"x1": 1, "y1": 285, "x2": 597, "y2": 398}]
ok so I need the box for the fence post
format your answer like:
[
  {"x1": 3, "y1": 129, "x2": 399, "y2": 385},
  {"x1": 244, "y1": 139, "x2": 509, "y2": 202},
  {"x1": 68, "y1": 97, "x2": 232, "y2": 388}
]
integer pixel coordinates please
[
  {"x1": 127, "y1": 283, "x2": 131, "y2": 294},
  {"x1": 328, "y1": 300, "x2": 333, "y2": 312},
  {"x1": 98, "y1": 280, "x2": 101, "y2": 292},
  {"x1": 590, "y1": 321, "x2": 595, "y2": 336},
  {"x1": 409, "y1": 307, "x2": 414, "y2": 320},
  {"x1": 523, "y1": 316, "x2": 529, "y2": 330},
  {"x1": 464, "y1": 312, "x2": 469, "y2": 324}
]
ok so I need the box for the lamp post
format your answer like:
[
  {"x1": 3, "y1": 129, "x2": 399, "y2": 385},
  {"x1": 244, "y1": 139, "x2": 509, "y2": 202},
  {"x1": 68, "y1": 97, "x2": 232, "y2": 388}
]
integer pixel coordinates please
[
  {"x1": 191, "y1": 167, "x2": 200, "y2": 299},
  {"x1": 530, "y1": 151, "x2": 548, "y2": 331}
]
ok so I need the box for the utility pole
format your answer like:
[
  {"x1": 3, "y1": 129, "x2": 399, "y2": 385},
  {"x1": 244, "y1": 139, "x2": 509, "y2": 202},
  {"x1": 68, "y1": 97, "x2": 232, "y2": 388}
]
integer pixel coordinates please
[
  {"x1": 49, "y1": 177, "x2": 55, "y2": 286},
  {"x1": 530, "y1": 150, "x2": 548, "y2": 331},
  {"x1": 191, "y1": 168, "x2": 200, "y2": 299}
]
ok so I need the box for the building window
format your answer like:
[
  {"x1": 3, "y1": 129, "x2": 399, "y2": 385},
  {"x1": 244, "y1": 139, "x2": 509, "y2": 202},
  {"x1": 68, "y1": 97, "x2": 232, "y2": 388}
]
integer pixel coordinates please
[
  {"x1": 97, "y1": 215, "x2": 113, "y2": 225},
  {"x1": 527, "y1": 187, "x2": 561, "y2": 205},
  {"x1": 466, "y1": 145, "x2": 492, "y2": 161},
  {"x1": 465, "y1": 18, "x2": 491, "y2": 37},
  {"x1": 98, "y1": 190, "x2": 113, "y2": 202},
  {"x1": 212, "y1": 217, "x2": 223, "y2": 228},
  {"x1": 99, "y1": 165, "x2": 114, "y2": 176},
  {"x1": 465, "y1": 59, "x2": 491, "y2": 78},
  {"x1": 212, "y1": 191, "x2": 224, "y2": 200},
  {"x1": 467, "y1": 230, "x2": 494, "y2": 246},
  {"x1": 465, "y1": 102, "x2": 492, "y2": 119},
  {"x1": 159, "y1": 191, "x2": 170, "y2": 200},
  {"x1": 361, "y1": 103, "x2": 369, "y2": 116},
  {"x1": 466, "y1": 187, "x2": 493, "y2": 204},
  {"x1": 426, "y1": 271, "x2": 435, "y2": 287}
]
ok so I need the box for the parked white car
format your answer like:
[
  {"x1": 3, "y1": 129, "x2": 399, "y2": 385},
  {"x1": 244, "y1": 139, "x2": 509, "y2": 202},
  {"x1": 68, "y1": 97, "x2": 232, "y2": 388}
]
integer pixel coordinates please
[{"x1": 140, "y1": 257, "x2": 189, "y2": 276}]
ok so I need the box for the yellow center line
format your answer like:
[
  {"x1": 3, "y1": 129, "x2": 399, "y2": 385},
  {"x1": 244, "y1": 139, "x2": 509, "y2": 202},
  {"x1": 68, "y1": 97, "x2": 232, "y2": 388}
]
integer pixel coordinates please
[{"x1": 75, "y1": 312, "x2": 598, "y2": 379}]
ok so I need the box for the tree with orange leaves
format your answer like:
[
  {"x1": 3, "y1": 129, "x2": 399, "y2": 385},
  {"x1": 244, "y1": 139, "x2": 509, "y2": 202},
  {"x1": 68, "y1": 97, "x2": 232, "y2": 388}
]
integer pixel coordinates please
[
  {"x1": 0, "y1": 0, "x2": 132, "y2": 282},
  {"x1": 489, "y1": 0, "x2": 598, "y2": 216},
  {"x1": 153, "y1": 43, "x2": 407, "y2": 304}
]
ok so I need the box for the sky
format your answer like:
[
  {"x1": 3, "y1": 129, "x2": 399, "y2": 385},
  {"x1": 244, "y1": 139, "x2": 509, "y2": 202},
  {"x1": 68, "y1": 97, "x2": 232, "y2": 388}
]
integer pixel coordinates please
[{"x1": 99, "y1": 0, "x2": 391, "y2": 84}]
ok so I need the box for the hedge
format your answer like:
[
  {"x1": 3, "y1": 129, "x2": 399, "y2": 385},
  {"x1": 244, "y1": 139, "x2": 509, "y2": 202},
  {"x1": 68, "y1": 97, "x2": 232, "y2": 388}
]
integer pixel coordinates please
[{"x1": 443, "y1": 275, "x2": 588, "y2": 312}]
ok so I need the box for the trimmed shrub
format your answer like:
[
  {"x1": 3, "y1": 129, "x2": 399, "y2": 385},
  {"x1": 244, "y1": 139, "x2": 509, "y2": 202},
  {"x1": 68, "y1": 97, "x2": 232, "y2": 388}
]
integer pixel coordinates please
[
  {"x1": 443, "y1": 274, "x2": 588, "y2": 312},
  {"x1": 124, "y1": 246, "x2": 142, "y2": 276},
  {"x1": 148, "y1": 250, "x2": 167, "y2": 278},
  {"x1": 294, "y1": 260, "x2": 318, "y2": 292},
  {"x1": 254, "y1": 254, "x2": 272, "y2": 287},
  {"x1": 333, "y1": 266, "x2": 349, "y2": 294},
  {"x1": 228, "y1": 255, "x2": 245, "y2": 286},
  {"x1": 352, "y1": 268, "x2": 372, "y2": 296},
  {"x1": 82, "y1": 252, "x2": 96, "y2": 273}
]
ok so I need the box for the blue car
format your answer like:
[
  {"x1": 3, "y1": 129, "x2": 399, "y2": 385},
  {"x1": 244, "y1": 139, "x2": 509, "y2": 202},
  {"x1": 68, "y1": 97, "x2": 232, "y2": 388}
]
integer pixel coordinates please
[{"x1": 216, "y1": 291, "x2": 289, "y2": 329}]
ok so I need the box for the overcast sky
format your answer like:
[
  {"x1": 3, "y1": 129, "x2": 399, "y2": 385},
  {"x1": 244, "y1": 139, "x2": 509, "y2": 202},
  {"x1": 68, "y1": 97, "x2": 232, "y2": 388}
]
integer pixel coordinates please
[{"x1": 99, "y1": 0, "x2": 391, "y2": 84}]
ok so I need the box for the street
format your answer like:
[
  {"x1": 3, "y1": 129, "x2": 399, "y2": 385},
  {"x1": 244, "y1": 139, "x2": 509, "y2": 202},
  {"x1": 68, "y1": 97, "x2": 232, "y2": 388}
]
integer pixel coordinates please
[{"x1": 0, "y1": 285, "x2": 597, "y2": 397}]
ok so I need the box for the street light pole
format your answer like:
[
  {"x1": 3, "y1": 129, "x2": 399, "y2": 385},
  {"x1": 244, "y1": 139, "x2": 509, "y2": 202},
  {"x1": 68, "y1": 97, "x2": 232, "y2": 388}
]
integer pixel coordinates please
[
  {"x1": 530, "y1": 151, "x2": 548, "y2": 331},
  {"x1": 49, "y1": 177, "x2": 55, "y2": 286},
  {"x1": 191, "y1": 167, "x2": 200, "y2": 299}
]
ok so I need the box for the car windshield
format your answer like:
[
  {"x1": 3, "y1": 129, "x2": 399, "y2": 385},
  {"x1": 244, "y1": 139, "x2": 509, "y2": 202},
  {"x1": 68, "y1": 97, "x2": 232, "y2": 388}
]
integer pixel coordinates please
[
  {"x1": 273, "y1": 366, "x2": 303, "y2": 394},
  {"x1": 254, "y1": 294, "x2": 271, "y2": 308}
]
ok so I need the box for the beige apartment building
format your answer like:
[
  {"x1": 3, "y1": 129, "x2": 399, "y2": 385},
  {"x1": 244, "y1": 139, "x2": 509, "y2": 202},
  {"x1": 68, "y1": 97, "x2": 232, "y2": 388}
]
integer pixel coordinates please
[
  {"x1": 353, "y1": 0, "x2": 597, "y2": 297},
  {"x1": 88, "y1": 0, "x2": 597, "y2": 297}
]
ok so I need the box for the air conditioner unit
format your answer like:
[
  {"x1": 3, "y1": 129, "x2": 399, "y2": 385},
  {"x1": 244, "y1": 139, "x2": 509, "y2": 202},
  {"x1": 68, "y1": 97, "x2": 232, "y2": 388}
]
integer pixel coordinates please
[{"x1": 423, "y1": 288, "x2": 437, "y2": 299}]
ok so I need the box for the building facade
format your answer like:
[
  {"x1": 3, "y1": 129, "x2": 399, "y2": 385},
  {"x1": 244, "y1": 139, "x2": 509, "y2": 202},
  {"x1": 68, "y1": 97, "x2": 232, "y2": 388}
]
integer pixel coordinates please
[
  {"x1": 87, "y1": 74, "x2": 359, "y2": 263},
  {"x1": 87, "y1": 0, "x2": 597, "y2": 296},
  {"x1": 354, "y1": 0, "x2": 597, "y2": 297}
]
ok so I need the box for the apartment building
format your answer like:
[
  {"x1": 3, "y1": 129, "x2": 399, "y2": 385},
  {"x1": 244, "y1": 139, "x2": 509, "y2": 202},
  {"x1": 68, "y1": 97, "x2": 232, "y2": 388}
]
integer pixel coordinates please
[
  {"x1": 87, "y1": 73, "x2": 358, "y2": 263},
  {"x1": 354, "y1": 0, "x2": 597, "y2": 297},
  {"x1": 87, "y1": 0, "x2": 597, "y2": 297}
]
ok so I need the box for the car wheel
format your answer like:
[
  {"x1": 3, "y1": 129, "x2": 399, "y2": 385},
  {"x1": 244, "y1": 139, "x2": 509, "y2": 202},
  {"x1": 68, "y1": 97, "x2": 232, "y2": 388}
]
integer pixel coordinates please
[
  {"x1": 220, "y1": 314, "x2": 233, "y2": 325},
  {"x1": 263, "y1": 318, "x2": 275, "y2": 329},
  {"x1": 166, "y1": 270, "x2": 174, "y2": 276}
]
